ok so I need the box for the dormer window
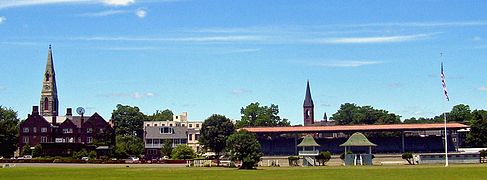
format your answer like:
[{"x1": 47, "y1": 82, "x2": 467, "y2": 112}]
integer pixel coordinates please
[{"x1": 160, "y1": 127, "x2": 174, "y2": 134}]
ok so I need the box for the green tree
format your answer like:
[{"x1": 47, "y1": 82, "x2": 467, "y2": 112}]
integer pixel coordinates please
[
  {"x1": 199, "y1": 114, "x2": 235, "y2": 166},
  {"x1": 331, "y1": 103, "x2": 400, "y2": 125},
  {"x1": 114, "y1": 135, "x2": 144, "y2": 158},
  {"x1": 148, "y1": 109, "x2": 174, "y2": 121},
  {"x1": 32, "y1": 144, "x2": 43, "y2": 157},
  {"x1": 21, "y1": 144, "x2": 31, "y2": 156},
  {"x1": 93, "y1": 129, "x2": 114, "y2": 146},
  {"x1": 160, "y1": 139, "x2": 173, "y2": 159},
  {"x1": 237, "y1": 102, "x2": 290, "y2": 128},
  {"x1": 331, "y1": 103, "x2": 359, "y2": 125},
  {"x1": 449, "y1": 104, "x2": 472, "y2": 123},
  {"x1": 0, "y1": 106, "x2": 19, "y2": 158},
  {"x1": 465, "y1": 110, "x2": 487, "y2": 147},
  {"x1": 171, "y1": 144, "x2": 196, "y2": 160},
  {"x1": 112, "y1": 104, "x2": 147, "y2": 137},
  {"x1": 226, "y1": 130, "x2": 262, "y2": 169}
]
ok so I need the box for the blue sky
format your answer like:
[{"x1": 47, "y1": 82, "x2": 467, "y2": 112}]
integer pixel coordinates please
[{"x1": 1, "y1": 0, "x2": 487, "y2": 124}]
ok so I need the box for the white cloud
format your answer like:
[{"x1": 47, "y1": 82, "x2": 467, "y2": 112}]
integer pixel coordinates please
[
  {"x1": 71, "y1": 35, "x2": 264, "y2": 43},
  {"x1": 0, "y1": 0, "x2": 136, "y2": 9},
  {"x1": 78, "y1": 10, "x2": 128, "y2": 17},
  {"x1": 103, "y1": 0, "x2": 134, "y2": 6},
  {"x1": 473, "y1": 36, "x2": 482, "y2": 41},
  {"x1": 132, "y1": 92, "x2": 156, "y2": 99},
  {"x1": 0, "y1": 16, "x2": 6, "y2": 24},
  {"x1": 308, "y1": 60, "x2": 383, "y2": 67},
  {"x1": 231, "y1": 88, "x2": 252, "y2": 95},
  {"x1": 135, "y1": 8, "x2": 146, "y2": 18},
  {"x1": 312, "y1": 34, "x2": 431, "y2": 44},
  {"x1": 478, "y1": 87, "x2": 487, "y2": 92}
]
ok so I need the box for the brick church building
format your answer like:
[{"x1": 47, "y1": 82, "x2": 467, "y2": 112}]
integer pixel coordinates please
[{"x1": 18, "y1": 46, "x2": 114, "y2": 156}]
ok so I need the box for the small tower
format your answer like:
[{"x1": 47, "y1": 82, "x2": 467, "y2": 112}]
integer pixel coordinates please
[
  {"x1": 40, "y1": 45, "x2": 59, "y2": 116},
  {"x1": 303, "y1": 80, "x2": 314, "y2": 126}
]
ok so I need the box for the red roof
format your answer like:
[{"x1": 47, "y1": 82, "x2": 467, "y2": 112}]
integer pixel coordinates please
[{"x1": 242, "y1": 123, "x2": 468, "y2": 133}]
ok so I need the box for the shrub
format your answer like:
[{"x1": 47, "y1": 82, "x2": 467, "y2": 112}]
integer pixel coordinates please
[
  {"x1": 480, "y1": 150, "x2": 487, "y2": 158},
  {"x1": 402, "y1": 153, "x2": 414, "y2": 165},
  {"x1": 316, "y1": 151, "x2": 332, "y2": 166},
  {"x1": 288, "y1": 156, "x2": 299, "y2": 166},
  {"x1": 171, "y1": 145, "x2": 196, "y2": 160}
]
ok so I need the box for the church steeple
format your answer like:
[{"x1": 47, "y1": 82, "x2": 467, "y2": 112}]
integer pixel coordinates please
[
  {"x1": 40, "y1": 45, "x2": 59, "y2": 116},
  {"x1": 303, "y1": 80, "x2": 314, "y2": 126}
]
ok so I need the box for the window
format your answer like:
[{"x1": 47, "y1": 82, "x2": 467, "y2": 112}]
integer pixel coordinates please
[
  {"x1": 147, "y1": 124, "x2": 150, "y2": 126},
  {"x1": 45, "y1": 73, "x2": 50, "y2": 81},
  {"x1": 153, "y1": 139, "x2": 160, "y2": 144},
  {"x1": 189, "y1": 134, "x2": 193, "y2": 141},
  {"x1": 33, "y1": 127, "x2": 37, "y2": 133},
  {"x1": 23, "y1": 136, "x2": 29, "y2": 143},
  {"x1": 195, "y1": 134, "x2": 200, "y2": 141},
  {"x1": 160, "y1": 127, "x2": 174, "y2": 134},
  {"x1": 169, "y1": 124, "x2": 173, "y2": 127},
  {"x1": 63, "y1": 128, "x2": 73, "y2": 134},
  {"x1": 23, "y1": 127, "x2": 29, "y2": 133},
  {"x1": 41, "y1": 136, "x2": 47, "y2": 143},
  {"x1": 44, "y1": 97, "x2": 49, "y2": 110},
  {"x1": 78, "y1": 137, "x2": 81, "y2": 143},
  {"x1": 196, "y1": 124, "x2": 200, "y2": 128},
  {"x1": 182, "y1": 124, "x2": 185, "y2": 127},
  {"x1": 87, "y1": 128, "x2": 93, "y2": 133},
  {"x1": 189, "y1": 124, "x2": 193, "y2": 128},
  {"x1": 87, "y1": 137, "x2": 92, "y2": 143},
  {"x1": 99, "y1": 128, "x2": 104, "y2": 133},
  {"x1": 146, "y1": 139, "x2": 153, "y2": 144},
  {"x1": 154, "y1": 124, "x2": 158, "y2": 126},
  {"x1": 41, "y1": 127, "x2": 47, "y2": 133}
]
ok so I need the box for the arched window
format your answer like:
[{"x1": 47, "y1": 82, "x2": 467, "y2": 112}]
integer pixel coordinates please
[
  {"x1": 44, "y1": 97, "x2": 49, "y2": 110},
  {"x1": 305, "y1": 110, "x2": 310, "y2": 119},
  {"x1": 45, "y1": 73, "x2": 50, "y2": 81}
]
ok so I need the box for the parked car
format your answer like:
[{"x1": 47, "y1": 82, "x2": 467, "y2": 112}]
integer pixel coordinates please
[
  {"x1": 81, "y1": 157, "x2": 89, "y2": 161},
  {"x1": 22, "y1": 155, "x2": 32, "y2": 159}
]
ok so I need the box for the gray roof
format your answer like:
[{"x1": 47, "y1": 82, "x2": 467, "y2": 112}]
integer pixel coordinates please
[{"x1": 145, "y1": 126, "x2": 187, "y2": 139}]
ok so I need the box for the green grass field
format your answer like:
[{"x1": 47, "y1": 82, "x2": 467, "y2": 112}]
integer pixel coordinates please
[{"x1": 1, "y1": 164, "x2": 486, "y2": 180}]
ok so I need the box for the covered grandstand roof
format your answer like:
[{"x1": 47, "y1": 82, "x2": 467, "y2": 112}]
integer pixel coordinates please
[{"x1": 242, "y1": 123, "x2": 468, "y2": 133}]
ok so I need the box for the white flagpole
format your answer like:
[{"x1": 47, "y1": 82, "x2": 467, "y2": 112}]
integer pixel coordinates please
[
  {"x1": 444, "y1": 111, "x2": 448, "y2": 167},
  {"x1": 440, "y1": 54, "x2": 449, "y2": 167}
]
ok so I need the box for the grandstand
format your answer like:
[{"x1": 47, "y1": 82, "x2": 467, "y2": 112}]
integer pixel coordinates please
[{"x1": 243, "y1": 123, "x2": 468, "y2": 155}]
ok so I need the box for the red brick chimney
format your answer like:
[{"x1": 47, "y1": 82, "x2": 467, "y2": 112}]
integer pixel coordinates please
[{"x1": 32, "y1": 106, "x2": 39, "y2": 115}]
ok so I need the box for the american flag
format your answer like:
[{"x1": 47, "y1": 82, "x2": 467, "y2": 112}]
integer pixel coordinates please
[{"x1": 441, "y1": 62, "x2": 449, "y2": 101}]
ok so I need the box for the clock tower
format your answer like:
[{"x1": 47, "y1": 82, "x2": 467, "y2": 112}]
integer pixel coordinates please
[{"x1": 40, "y1": 45, "x2": 59, "y2": 116}]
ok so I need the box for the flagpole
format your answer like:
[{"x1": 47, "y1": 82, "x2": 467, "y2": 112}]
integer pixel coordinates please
[
  {"x1": 440, "y1": 54, "x2": 449, "y2": 167},
  {"x1": 444, "y1": 111, "x2": 448, "y2": 167}
]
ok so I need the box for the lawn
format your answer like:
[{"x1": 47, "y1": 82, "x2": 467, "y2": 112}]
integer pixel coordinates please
[{"x1": 1, "y1": 164, "x2": 486, "y2": 180}]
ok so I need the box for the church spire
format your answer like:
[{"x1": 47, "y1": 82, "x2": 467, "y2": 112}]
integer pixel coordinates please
[
  {"x1": 303, "y1": 80, "x2": 314, "y2": 107},
  {"x1": 303, "y1": 80, "x2": 314, "y2": 126},
  {"x1": 40, "y1": 45, "x2": 59, "y2": 116}
]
